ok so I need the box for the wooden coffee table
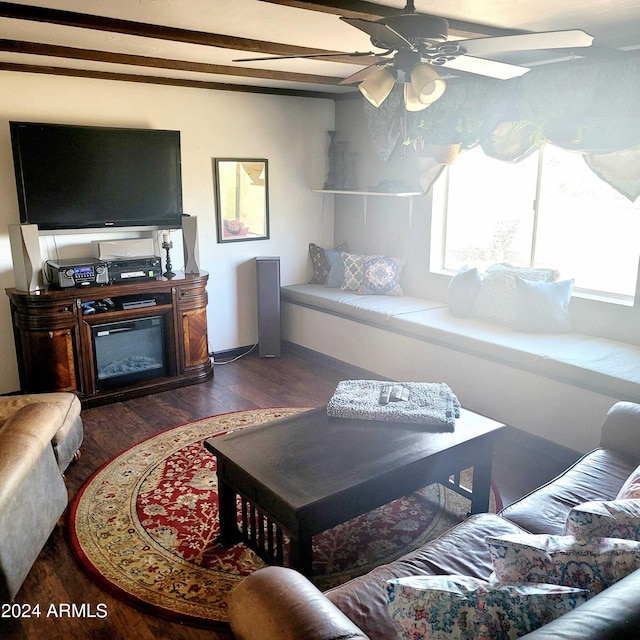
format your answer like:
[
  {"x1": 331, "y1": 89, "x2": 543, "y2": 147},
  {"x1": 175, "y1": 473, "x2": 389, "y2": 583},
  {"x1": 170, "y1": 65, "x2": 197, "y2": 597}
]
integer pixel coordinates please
[{"x1": 204, "y1": 407, "x2": 504, "y2": 578}]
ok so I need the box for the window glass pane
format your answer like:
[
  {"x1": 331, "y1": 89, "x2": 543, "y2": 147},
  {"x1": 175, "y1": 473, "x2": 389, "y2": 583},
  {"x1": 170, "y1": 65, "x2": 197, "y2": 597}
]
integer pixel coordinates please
[
  {"x1": 434, "y1": 145, "x2": 539, "y2": 272},
  {"x1": 536, "y1": 145, "x2": 640, "y2": 297}
]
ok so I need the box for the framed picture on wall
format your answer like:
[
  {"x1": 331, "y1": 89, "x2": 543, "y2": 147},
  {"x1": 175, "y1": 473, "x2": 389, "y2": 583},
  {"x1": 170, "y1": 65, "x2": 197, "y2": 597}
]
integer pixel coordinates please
[{"x1": 214, "y1": 158, "x2": 270, "y2": 242}]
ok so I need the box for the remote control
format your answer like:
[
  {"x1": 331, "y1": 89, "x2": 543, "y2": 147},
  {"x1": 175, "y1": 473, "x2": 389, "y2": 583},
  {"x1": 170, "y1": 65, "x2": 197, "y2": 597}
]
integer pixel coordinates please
[{"x1": 379, "y1": 384, "x2": 392, "y2": 405}]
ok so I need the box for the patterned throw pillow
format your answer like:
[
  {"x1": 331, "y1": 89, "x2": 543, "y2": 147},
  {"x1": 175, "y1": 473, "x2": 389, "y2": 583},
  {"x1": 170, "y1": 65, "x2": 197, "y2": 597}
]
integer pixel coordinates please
[
  {"x1": 341, "y1": 253, "x2": 379, "y2": 291},
  {"x1": 358, "y1": 256, "x2": 405, "y2": 296},
  {"x1": 308, "y1": 242, "x2": 331, "y2": 284},
  {"x1": 565, "y1": 500, "x2": 640, "y2": 541},
  {"x1": 387, "y1": 574, "x2": 587, "y2": 640},
  {"x1": 474, "y1": 264, "x2": 559, "y2": 325},
  {"x1": 616, "y1": 464, "x2": 640, "y2": 499},
  {"x1": 486, "y1": 533, "x2": 640, "y2": 595}
]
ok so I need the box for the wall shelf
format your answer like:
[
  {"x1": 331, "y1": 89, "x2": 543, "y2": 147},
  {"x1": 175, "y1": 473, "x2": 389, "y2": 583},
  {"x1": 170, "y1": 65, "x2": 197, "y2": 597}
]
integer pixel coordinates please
[{"x1": 312, "y1": 189, "x2": 421, "y2": 225}]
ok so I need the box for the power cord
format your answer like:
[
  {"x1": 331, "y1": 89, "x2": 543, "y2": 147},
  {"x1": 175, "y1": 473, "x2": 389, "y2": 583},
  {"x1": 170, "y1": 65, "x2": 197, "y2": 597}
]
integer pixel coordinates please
[{"x1": 211, "y1": 342, "x2": 258, "y2": 365}]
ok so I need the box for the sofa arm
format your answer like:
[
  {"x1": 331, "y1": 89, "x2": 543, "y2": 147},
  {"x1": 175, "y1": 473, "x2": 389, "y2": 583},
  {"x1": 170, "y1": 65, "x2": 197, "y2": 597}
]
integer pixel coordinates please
[
  {"x1": 228, "y1": 566, "x2": 371, "y2": 640},
  {"x1": 519, "y1": 569, "x2": 640, "y2": 639},
  {"x1": 0, "y1": 403, "x2": 63, "y2": 514},
  {"x1": 599, "y1": 401, "x2": 640, "y2": 460}
]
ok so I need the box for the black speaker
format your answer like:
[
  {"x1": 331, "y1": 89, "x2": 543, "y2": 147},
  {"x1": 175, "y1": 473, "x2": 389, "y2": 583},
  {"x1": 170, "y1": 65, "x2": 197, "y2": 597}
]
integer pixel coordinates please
[{"x1": 256, "y1": 257, "x2": 281, "y2": 358}]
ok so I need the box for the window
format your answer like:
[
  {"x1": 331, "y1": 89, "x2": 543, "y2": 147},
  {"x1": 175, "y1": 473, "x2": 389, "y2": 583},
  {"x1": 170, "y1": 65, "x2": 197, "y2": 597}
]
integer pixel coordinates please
[{"x1": 431, "y1": 145, "x2": 640, "y2": 300}]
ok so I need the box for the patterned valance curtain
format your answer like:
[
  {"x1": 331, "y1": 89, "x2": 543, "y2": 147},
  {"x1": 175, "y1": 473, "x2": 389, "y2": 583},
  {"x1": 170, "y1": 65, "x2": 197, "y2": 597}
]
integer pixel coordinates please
[{"x1": 365, "y1": 57, "x2": 640, "y2": 200}]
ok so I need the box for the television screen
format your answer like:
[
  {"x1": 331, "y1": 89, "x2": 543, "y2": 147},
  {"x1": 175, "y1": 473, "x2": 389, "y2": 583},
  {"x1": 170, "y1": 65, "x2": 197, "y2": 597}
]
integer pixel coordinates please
[{"x1": 9, "y1": 122, "x2": 183, "y2": 231}]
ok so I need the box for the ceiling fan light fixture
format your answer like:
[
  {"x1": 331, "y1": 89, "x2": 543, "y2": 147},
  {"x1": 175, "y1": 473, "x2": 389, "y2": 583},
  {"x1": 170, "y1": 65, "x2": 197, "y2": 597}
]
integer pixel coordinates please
[
  {"x1": 358, "y1": 67, "x2": 396, "y2": 107},
  {"x1": 410, "y1": 63, "x2": 446, "y2": 105},
  {"x1": 403, "y1": 82, "x2": 431, "y2": 112}
]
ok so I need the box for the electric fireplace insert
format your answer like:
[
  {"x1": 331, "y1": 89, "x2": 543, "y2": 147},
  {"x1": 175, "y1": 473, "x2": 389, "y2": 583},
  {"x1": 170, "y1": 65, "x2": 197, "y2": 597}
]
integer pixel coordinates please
[{"x1": 91, "y1": 316, "x2": 168, "y2": 390}]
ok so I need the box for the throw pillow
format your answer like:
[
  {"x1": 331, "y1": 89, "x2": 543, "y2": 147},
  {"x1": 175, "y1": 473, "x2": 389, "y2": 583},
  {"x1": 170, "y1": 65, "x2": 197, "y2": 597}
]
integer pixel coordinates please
[
  {"x1": 447, "y1": 266, "x2": 482, "y2": 317},
  {"x1": 386, "y1": 574, "x2": 587, "y2": 640},
  {"x1": 358, "y1": 256, "x2": 405, "y2": 296},
  {"x1": 616, "y1": 463, "x2": 640, "y2": 499},
  {"x1": 565, "y1": 499, "x2": 640, "y2": 541},
  {"x1": 325, "y1": 249, "x2": 347, "y2": 288},
  {"x1": 474, "y1": 264, "x2": 559, "y2": 326},
  {"x1": 341, "y1": 253, "x2": 379, "y2": 291},
  {"x1": 514, "y1": 277, "x2": 574, "y2": 333},
  {"x1": 308, "y1": 242, "x2": 331, "y2": 284},
  {"x1": 486, "y1": 533, "x2": 640, "y2": 595}
]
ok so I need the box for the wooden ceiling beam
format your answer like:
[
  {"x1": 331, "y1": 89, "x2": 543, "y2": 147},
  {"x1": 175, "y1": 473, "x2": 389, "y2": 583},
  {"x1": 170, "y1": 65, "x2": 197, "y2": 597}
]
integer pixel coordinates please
[
  {"x1": 0, "y1": 1, "x2": 371, "y2": 63},
  {"x1": 0, "y1": 39, "x2": 346, "y2": 85},
  {"x1": 0, "y1": 61, "x2": 339, "y2": 98}
]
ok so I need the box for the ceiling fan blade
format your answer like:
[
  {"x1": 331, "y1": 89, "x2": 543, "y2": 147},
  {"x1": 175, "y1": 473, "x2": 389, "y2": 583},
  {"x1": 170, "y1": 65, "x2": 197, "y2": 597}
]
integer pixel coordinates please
[
  {"x1": 341, "y1": 16, "x2": 416, "y2": 52},
  {"x1": 460, "y1": 29, "x2": 594, "y2": 57},
  {"x1": 234, "y1": 51, "x2": 377, "y2": 63},
  {"x1": 441, "y1": 55, "x2": 530, "y2": 80},
  {"x1": 340, "y1": 62, "x2": 392, "y2": 85}
]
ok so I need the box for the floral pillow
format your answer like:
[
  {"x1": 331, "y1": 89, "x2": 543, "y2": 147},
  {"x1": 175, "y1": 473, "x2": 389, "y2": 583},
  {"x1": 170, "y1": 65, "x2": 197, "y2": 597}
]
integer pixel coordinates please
[
  {"x1": 386, "y1": 574, "x2": 587, "y2": 640},
  {"x1": 486, "y1": 533, "x2": 640, "y2": 595},
  {"x1": 565, "y1": 500, "x2": 640, "y2": 541},
  {"x1": 358, "y1": 256, "x2": 405, "y2": 296},
  {"x1": 616, "y1": 464, "x2": 640, "y2": 499}
]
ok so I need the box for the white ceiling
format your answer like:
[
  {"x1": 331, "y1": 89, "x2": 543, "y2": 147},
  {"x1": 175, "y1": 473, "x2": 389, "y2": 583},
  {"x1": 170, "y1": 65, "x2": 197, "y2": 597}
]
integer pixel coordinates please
[{"x1": 0, "y1": 0, "x2": 638, "y2": 98}]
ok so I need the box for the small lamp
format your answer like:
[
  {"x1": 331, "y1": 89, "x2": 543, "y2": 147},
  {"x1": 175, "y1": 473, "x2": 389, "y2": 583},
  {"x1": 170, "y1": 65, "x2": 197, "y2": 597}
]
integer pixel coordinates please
[
  {"x1": 162, "y1": 230, "x2": 175, "y2": 278},
  {"x1": 358, "y1": 67, "x2": 395, "y2": 108}
]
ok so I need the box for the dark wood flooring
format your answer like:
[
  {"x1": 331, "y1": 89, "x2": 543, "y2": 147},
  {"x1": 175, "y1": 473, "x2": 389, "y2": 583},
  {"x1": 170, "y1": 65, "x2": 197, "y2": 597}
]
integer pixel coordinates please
[{"x1": 2, "y1": 343, "x2": 580, "y2": 639}]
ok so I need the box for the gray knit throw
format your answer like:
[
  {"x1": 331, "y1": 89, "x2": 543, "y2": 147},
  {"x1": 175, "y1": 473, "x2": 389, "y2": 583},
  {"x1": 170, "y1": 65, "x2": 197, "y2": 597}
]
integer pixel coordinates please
[{"x1": 327, "y1": 380, "x2": 461, "y2": 430}]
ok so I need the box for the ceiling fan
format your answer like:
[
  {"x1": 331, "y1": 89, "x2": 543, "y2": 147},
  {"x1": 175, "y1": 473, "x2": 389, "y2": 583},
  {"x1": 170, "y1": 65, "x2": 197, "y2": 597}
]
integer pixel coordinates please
[
  {"x1": 236, "y1": 0, "x2": 594, "y2": 111},
  {"x1": 340, "y1": 0, "x2": 594, "y2": 111}
]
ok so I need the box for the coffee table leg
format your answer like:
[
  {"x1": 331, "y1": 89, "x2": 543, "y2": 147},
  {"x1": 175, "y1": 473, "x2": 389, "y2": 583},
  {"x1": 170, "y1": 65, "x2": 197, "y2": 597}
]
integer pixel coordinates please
[
  {"x1": 289, "y1": 535, "x2": 313, "y2": 578},
  {"x1": 217, "y1": 477, "x2": 240, "y2": 546},
  {"x1": 470, "y1": 439, "x2": 494, "y2": 514}
]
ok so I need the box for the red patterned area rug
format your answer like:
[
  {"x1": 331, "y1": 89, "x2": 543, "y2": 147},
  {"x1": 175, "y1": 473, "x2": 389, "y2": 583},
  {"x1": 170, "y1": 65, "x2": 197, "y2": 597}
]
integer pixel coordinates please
[{"x1": 69, "y1": 408, "x2": 501, "y2": 628}]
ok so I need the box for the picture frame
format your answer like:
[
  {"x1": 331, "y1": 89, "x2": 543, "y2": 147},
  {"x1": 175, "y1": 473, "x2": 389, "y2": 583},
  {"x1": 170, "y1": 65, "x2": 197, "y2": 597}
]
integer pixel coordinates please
[{"x1": 214, "y1": 158, "x2": 270, "y2": 243}]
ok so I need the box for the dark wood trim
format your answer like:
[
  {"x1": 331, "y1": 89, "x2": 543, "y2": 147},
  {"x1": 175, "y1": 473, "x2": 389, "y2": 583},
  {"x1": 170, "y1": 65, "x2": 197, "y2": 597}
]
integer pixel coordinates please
[
  {"x1": 0, "y1": 62, "x2": 342, "y2": 99},
  {"x1": 0, "y1": 39, "x2": 344, "y2": 85},
  {"x1": 0, "y1": 1, "x2": 374, "y2": 64}
]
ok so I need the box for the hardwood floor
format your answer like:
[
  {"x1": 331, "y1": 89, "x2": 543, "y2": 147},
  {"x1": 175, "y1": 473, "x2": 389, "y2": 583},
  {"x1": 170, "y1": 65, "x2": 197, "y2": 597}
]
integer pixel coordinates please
[{"x1": 2, "y1": 343, "x2": 580, "y2": 639}]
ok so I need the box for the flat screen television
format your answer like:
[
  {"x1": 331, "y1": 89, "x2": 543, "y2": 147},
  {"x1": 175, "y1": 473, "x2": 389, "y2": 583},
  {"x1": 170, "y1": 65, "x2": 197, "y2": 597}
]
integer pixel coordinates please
[{"x1": 9, "y1": 121, "x2": 183, "y2": 231}]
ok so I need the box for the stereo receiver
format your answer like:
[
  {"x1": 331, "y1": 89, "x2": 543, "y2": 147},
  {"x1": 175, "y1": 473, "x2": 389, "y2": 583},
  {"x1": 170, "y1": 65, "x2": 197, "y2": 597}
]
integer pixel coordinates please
[
  {"x1": 106, "y1": 256, "x2": 162, "y2": 284},
  {"x1": 46, "y1": 258, "x2": 109, "y2": 288}
]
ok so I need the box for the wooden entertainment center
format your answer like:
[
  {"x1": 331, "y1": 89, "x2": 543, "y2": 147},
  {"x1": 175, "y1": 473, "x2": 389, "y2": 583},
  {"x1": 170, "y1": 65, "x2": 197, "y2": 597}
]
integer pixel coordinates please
[{"x1": 6, "y1": 271, "x2": 212, "y2": 407}]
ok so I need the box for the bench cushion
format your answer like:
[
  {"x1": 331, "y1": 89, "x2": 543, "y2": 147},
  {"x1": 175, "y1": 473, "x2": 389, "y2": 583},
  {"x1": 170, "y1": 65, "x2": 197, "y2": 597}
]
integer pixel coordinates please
[{"x1": 282, "y1": 284, "x2": 640, "y2": 405}]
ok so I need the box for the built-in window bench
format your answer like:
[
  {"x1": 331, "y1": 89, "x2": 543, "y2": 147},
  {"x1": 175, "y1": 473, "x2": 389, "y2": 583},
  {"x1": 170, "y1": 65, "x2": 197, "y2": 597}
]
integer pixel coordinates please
[{"x1": 281, "y1": 283, "x2": 640, "y2": 452}]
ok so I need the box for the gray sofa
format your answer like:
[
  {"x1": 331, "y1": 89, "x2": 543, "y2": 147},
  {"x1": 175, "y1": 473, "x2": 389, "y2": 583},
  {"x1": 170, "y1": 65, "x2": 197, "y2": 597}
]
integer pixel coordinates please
[
  {"x1": 0, "y1": 393, "x2": 83, "y2": 601},
  {"x1": 228, "y1": 401, "x2": 640, "y2": 639}
]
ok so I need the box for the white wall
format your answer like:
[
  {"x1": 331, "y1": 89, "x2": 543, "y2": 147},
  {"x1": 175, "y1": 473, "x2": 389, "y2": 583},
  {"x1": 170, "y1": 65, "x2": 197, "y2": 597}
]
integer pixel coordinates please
[{"x1": 0, "y1": 71, "x2": 335, "y2": 394}]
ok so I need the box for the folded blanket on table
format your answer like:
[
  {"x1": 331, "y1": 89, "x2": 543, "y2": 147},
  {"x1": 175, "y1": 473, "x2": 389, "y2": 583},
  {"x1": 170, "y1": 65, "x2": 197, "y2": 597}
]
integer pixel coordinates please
[{"x1": 327, "y1": 380, "x2": 461, "y2": 430}]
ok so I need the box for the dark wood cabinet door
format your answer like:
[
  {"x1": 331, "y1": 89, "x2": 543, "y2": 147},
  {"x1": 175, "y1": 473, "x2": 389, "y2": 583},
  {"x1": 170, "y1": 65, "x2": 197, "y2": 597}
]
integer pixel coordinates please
[
  {"x1": 19, "y1": 327, "x2": 78, "y2": 392},
  {"x1": 181, "y1": 307, "x2": 210, "y2": 369}
]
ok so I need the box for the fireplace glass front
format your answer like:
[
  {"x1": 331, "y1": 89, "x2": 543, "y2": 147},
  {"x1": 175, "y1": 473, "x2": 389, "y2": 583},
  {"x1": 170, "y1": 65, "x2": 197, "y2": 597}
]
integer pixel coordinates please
[{"x1": 91, "y1": 316, "x2": 167, "y2": 390}]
